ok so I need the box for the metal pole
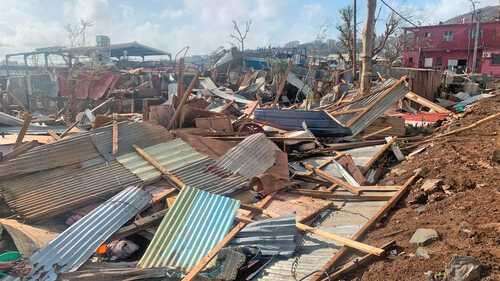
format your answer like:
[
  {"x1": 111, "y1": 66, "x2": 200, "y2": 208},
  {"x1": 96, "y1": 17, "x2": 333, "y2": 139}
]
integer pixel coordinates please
[
  {"x1": 352, "y1": 0, "x2": 357, "y2": 81},
  {"x1": 472, "y1": 10, "x2": 480, "y2": 73}
]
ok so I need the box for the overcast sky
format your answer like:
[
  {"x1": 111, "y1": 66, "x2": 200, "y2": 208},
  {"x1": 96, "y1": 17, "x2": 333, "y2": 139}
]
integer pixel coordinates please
[{"x1": 0, "y1": 0, "x2": 498, "y2": 58}]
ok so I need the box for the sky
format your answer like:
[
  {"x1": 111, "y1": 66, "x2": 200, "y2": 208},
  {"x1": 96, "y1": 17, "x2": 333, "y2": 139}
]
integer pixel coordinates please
[{"x1": 0, "y1": 0, "x2": 498, "y2": 59}]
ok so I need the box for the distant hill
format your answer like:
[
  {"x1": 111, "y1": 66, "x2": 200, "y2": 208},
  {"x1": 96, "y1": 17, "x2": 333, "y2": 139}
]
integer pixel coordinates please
[{"x1": 444, "y1": 5, "x2": 500, "y2": 24}]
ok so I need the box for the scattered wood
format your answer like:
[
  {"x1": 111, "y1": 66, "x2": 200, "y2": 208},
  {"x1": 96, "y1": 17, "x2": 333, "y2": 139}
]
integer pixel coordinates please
[
  {"x1": 47, "y1": 130, "x2": 61, "y2": 141},
  {"x1": 302, "y1": 162, "x2": 361, "y2": 195},
  {"x1": 167, "y1": 72, "x2": 200, "y2": 130},
  {"x1": 362, "y1": 126, "x2": 393, "y2": 140},
  {"x1": 327, "y1": 240, "x2": 395, "y2": 280},
  {"x1": 112, "y1": 121, "x2": 118, "y2": 156},
  {"x1": 311, "y1": 171, "x2": 421, "y2": 281}
]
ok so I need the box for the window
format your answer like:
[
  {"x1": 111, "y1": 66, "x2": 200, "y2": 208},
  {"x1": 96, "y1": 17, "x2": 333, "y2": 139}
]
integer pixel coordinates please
[
  {"x1": 424, "y1": 32, "x2": 432, "y2": 38},
  {"x1": 493, "y1": 54, "x2": 500, "y2": 65},
  {"x1": 424, "y1": 57, "x2": 433, "y2": 68},
  {"x1": 443, "y1": 31, "x2": 453, "y2": 41}
]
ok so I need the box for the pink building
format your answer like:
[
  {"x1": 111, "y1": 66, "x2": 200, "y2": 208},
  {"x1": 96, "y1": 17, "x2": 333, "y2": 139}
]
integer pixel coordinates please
[{"x1": 402, "y1": 21, "x2": 500, "y2": 76}]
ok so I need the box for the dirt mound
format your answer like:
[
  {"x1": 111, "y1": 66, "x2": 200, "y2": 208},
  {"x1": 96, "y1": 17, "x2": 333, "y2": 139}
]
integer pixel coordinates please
[{"x1": 357, "y1": 95, "x2": 500, "y2": 280}]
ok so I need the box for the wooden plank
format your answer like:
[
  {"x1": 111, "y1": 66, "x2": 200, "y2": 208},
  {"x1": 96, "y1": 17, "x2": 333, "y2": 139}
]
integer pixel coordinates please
[
  {"x1": 363, "y1": 137, "x2": 397, "y2": 173},
  {"x1": 361, "y1": 126, "x2": 393, "y2": 140},
  {"x1": 167, "y1": 72, "x2": 200, "y2": 130},
  {"x1": 405, "y1": 91, "x2": 451, "y2": 114},
  {"x1": 182, "y1": 194, "x2": 274, "y2": 281},
  {"x1": 15, "y1": 112, "x2": 32, "y2": 148},
  {"x1": 112, "y1": 121, "x2": 118, "y2": 156},
  {"x1": 272, "y1": 59, "x2": 292, "y2": 107},
  {"x1": 327, "y1": 241, "x2": 395, "y2": 280},
  {"x1": 297, "y1": 223, "x2": 384, "y2": 256},
  {"x1": 289, "y1": 189, "x2": 392, "y2": 201},
  {"x1": 311, "y1": 172, "x2": 420, "y2": 281},
  {"x1": 112, "y1": 209, "x2": 168, "y2": 240},
  {"x1": 133, "y1": 145, "x2": 186, "y2": 189},
  {"x1": 47, "y1": 130, "x2": 61, "y2": 141},
  {"x1": 1, "y1": 140, "x2": 38, "y2": 161},
  {"x1": 302, "y1": 162, "x2": 361, "y2": 195}
]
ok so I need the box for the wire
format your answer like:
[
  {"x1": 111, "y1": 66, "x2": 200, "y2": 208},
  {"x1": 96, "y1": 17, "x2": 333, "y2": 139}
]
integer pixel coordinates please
[{"x1": 379, "y1": 0, "x2": 419, "y2": 27}]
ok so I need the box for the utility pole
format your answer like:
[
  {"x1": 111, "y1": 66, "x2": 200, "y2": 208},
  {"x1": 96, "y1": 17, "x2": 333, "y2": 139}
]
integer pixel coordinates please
[
  {"x1": 360, "y1": 0, "x2": 376, "y2": 95},
  {"x1": 352, "y1": 0, "x2": 357, "y2": 81},
  {"x1": 471, "y1": 3, "x2": 480, "y2": 73}
]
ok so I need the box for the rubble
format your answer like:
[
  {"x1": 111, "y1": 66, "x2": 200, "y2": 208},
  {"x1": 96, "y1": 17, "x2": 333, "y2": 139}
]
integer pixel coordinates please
[{"x1": 0, "y1": 19, "x2": 498, "y2": 281}]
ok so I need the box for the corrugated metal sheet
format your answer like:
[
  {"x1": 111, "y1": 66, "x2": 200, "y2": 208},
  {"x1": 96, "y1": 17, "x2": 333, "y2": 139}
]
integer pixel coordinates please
[
  {"x1": 0, "y1": 125, "x2": 68, "y2": 135},
  {"x1": 11, "y1": 186, "x2": 150, "y2": 281},
  {"x1": 117, "y1": 139, "x2": 248, "y2": 195},
  {"x1": 255, "y1": 200, "x2": 388, "y2": 281},
  {"x1": 334, "y1": 78, "x2": 409, "y2": 136},
  {"x1": 0, "y1": 160, "x2": 142, "y2": 221},
  {"x1": 214, "y1": 133, "x2": 281, "y2": 178},
  {"x1": 0, "y1": 112, "x2": 24, "y2": 126},
  {"x1": 230, "y1": 215, "x2": 298, "y2": 257},
  {"x1": 199, "y1": 77, "x2": 252, "y2": 104},
  {"x1": 138, "y1": 186, "x2": 239, "y2": 272},
  {"x1": 343, "y1": 144, "x2": 386, "y2": 169},
  {"x1": 0, "y1": 122, "x2": 172, "y2": 179},
  {"x1": 254, "y1": 109, "x2": 352, "y2": 137}
]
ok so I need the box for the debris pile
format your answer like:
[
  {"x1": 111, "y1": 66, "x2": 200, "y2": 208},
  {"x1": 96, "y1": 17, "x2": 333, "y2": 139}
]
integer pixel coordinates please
[{"x1": 0, "y1": 49, "x2": 498, "y2": 281}]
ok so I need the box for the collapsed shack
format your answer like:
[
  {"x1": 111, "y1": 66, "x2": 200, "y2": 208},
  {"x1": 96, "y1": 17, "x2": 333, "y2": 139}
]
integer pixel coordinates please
[{"x1": 0, "y1": 47, "x2": 498, "y2": 281}]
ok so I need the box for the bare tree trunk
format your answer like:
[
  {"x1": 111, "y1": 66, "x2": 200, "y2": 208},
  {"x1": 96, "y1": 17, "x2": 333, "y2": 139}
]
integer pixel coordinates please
[
  {"x1": 352, "y1": 0, "x2": 357, "y2": 81},
  {"x1": 360, "y1": 0, "x2": 376, "y2": 95}
]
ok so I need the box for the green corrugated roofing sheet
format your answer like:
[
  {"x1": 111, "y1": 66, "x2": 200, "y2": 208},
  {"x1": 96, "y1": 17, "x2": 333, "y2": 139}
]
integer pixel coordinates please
[
  {"x1": 138, "y1": 186, "x2": 239, "y2": 272},
  {"x1": 116, "y1": 139, "x2": 208, "y2": 183}
]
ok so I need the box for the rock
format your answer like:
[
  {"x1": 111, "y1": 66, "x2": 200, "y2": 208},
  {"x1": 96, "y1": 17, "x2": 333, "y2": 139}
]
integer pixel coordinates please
[
  {"x1": 390, "y1": 167, "x2": 407, "y2": 177},
  {"x1": 416, "y1": 247, "x2": 431, "y2": 259},
  {"x1": 428, "y1": 192, "x2": 446, "y2": 202},
  {"x1": 493, "y1": 149, "x2": 500, "y2": 163},
  {"x1": 409, "y1": 192, "x2": 428, "y2": 205},
  {"x1": 445, "y1": 256, "x2": 481, "y2": 281},
  {"x1": 421, "y1": 179, "x2": 443, "y2": 193},
  {"x1": 410, "y1": 228, "x2": 439, "y2": 246}
]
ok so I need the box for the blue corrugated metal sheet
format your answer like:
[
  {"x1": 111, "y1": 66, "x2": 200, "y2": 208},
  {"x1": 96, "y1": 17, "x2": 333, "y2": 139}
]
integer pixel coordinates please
[
  {"x1": 117, "y1": 139, "x2": 248, "y2": 195},
  {"x1": 254, "y1": 109, "x2": 351, "y2": 137},
  {"x1": 13, "y1": 186, "x2": 150, "y2": 281},
  {"x1": 138, "y1": 186, "x2": 239, "y2": 272},
  {"x1": 230, "y1": 215, "x2": 298, "y2": 257}
]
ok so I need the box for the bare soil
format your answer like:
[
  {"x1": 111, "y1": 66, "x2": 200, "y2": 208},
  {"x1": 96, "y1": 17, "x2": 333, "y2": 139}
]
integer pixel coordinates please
[{"x1": 355, "y1": 95, "x2": 500, "y2": 281}]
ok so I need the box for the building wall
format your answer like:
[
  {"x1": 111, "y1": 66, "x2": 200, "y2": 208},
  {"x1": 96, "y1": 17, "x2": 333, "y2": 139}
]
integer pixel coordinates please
[
  {"x1": 480, "y1": 48, "x2": 500, "y2": 76},
  {"x1": 402, "y1": 21, "x2": 500, "y2": 75}
]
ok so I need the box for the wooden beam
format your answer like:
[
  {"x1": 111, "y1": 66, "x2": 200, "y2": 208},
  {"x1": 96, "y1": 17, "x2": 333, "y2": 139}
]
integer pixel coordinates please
[
  {"x1": 182, "y1": 194, "x2": 274, "y2": 281},
  {"x1": 47, "y1": 130, "x2": 61, "y2": 141},
  {"x1": 363, "y1": 137, "x2": 397, "y2": 173},
  {"x1": 1, "y1": 140, "x2": 38, "y2": 161},
  {"x1": 112, "y1": 209, "x2": 168, "y2": 240},
  {"x1": 302, "y1": 162, "x2": 361, "y2": 195},
  {"x1": 405, "y1": 91, "x2": 451, "y2": 114},
  {"x1": 289, "y1": 189, "x2": 392, "y2": 201},
  {"x1": 167, "y1": 72, "x2": 200, "y2": 130},
  {"x1": 112, "y1": 121, "x2": 118, "y2": 156},
  {"x1": 272, "y1": 59, "x2": 292, "y2": 107},
  {"x1": 327, "y1": 240, "x2": 395, "y2": 280},
  {"x1": 361, "y1": 126, "x2": 393, "y2": 140},
  {"x1": 15, "y1": 112, "x2": 32, "y2": 148},
  {"x1": 297, "y1": 223, "x2": 384, "y2": 256},
  {"x1": 311, "y1": 172, "x2": 420, "y2": 281},
  {"x1": 133, "y1": 145, "x2": 186, "y2": 189}
]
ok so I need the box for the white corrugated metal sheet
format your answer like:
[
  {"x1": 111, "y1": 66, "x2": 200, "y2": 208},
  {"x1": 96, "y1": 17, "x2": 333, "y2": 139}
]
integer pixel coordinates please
[{"x1": 8, "y1": 186, "x2": 150, "y2": 281}]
